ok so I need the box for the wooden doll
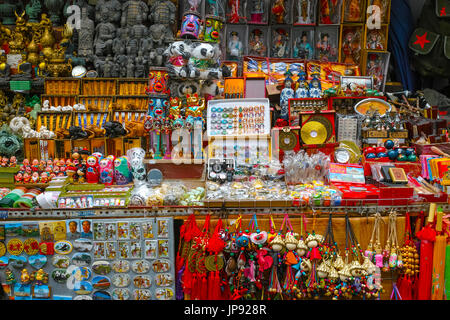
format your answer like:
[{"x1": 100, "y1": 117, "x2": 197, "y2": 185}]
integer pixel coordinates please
[
  {"x1": 86, "y1": 155, "x2": 100, "y2": 183},
  {"x1": 99, "y1": 157, "x2": 114, "y2": 185}
]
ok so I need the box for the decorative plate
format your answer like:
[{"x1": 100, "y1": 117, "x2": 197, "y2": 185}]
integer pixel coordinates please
[{"x1": 54, "y1": 241, "x2": 73, "y2": 255}]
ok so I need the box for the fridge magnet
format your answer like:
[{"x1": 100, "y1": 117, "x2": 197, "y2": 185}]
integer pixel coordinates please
[
  {"x1": 73, "y1": 295, "x2": 92, "y2": 300},
  {"x1": 157, "y1": 220, "x2": 169, "y2": 238},
  {"x1": 7, "y1": 238, "x2": 24, "y2": 256},
  {"x1": 158, "y1": 240, "x2": 170, "y2": 258},
  {"x1": 105, "y1": 223, "x2": 117, "y2": 240},
  {"x1": 39, "y1": 242, "x2": 54, "y2": 255},
  {"x1": 39, "y1": 222, "x2": 54, "y2": 242},
  {"x1": 66, "y1": 219, "x2": 81, "y2": 240},
  {"x1": 105, "y1": 242, "x2": 117, "y2": 260},
  {"x1": 112, "y1": 260, "x2": 130, "y2": 273},
  {"x1": 22, "y1": 223, "x2": 39, "y2": 237},
  {"x1": 93, "y1": 222, "x2": 106, "y2": 240},
  {"x1": 52, "y1": 295, "x2": 72, "y2": 300},
  {"x1": 142, "y1": 222, "x2": 154, "y2": 239},
  {"x1": 52, "y1": 255, "x2": 70, "y2": 268},
  {"x1": 0, "y1": 242, "x2": 5, "y2": 257},
  {"x1": 132, "y1": 260, "x2": 150, "y2": 274},
  {"x1": 155, "y1": 273, "x2": 173, "y2": 287},
  {"x1": 118, "y1": 241, "x2": 130, "y2": 259},
  {"x1": 54, "y1": 240, "x2": 73, "y2": 255},
  {"x1": 112, "y1": 273, "x2": 131, "y2": 288},
  {"x1": 23, "y1": 238, "x2": 40, "y2": 256},
  {"x1": 73, "y1": 238, "x2": 93, "y2": 252},
  {"x1": 92, "y1": 275, "x2": 111, "y2": 290},
  {"x1": 92, "y1": 261, "x2": 112, "y2": 275},
  {"x1": 32, "y1": 284, "x2": 51, "y2": 299},
  {"x1": 71, "y1": 252, "x2": 93, "y2": 266},
  {"x1": 74, "y1": 280, "x2": 93, "y2": 295},
  {"x1": 117, "y1": 222, "x2": 130, "y2": 240},
  {"x1": 93, "y1": 242, "x2": 106, "y2": 259},
  {"x1": 13, "y1": 283, "x2": 31, "y2": 300},
  {"x1": 155, "y1": 288, "x2": 174, "y2": 300},
  {"x1": 28, "y1": 255, "x2": 47, "y2": 269},
  {"x1": 93, "y1": 290, "x2": 112, "y2": 300},
  {"x1": 52, "y1": 221, "x2": 67, "y2": 241},
  {"x1": 130, "y1": 241, "x2": 142, "y2": 259},
  {"x1": 112, "y1": 288, "x2": 130, "y2": 300},
  {"x1": 0, "y1": 256, "x2": 8, "y2": 269},
  {"x1": 70, "y1": 266, "x2": 92, "y2": 282},
  {"x1": 145, "y1": 240, "x2": 157, "y2": 259},
  {"x1": 51, "y1": 269, "x2": 70, "y2": 284},
  {"x1": 9, "y1": 255, "x2": 27, "y2": 269},
  {"x1": 5, "y1": 223, "x2": 22, "y2": 237},
  {"x1": 80, "y1": 220, "x2": 93, "y2": 239},
  {"x1": 129, "y1": 222, "x2": 141, "y2": 240},
  {"x1": 134, "y1": 289, "x2": 151, "y2": 300},
  {"x1": 152, "y1": 259, "x2": 171, "y2": 273},
  {"x1": 133, "y1": 275, "x2": 151, "y2": 289}
]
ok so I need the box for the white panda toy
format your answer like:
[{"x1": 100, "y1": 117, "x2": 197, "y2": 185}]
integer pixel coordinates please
[
  {"x1": 189, "y1": 42, "x2": 232, "y2": 80},
  {"x1": 165, "y1": 40, "x2": 200, "y2": 78},
  {"x1": 201, "y1": 80, "x2": 221, "y2": 101}
]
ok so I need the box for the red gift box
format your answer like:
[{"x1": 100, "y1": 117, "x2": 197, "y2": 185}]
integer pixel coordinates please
[
  {"x1": 368, "y1": 179, "x2": 414, "y2": 206},
  {"x1": 330, "y1": 182, "x2": 380, "y2": 206}
]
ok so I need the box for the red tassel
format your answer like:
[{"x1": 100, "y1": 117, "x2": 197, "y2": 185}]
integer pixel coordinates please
[
  {"x1": 397, "y1": 275, "x2": 412, "y2": 300},
  {"x1": 200, "y1": 273, "x2": 208, "y2": 300},
  {"x1": 213, "y1": 271, "x2": 221, "y2": 300},
  {"x1": 191, "y1": 272, "x2": 199, "y2": 299},
  {"x1": 207, "y1": 272, "x2": 214, "y2": 300}
]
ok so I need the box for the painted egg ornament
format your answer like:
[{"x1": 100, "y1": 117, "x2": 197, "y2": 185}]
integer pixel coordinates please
[
  {"x1": 407, "y1": 154, "x2": 417, "y2": 162},
  {"x1": 387, "y1": 150, "x2": 398, "y2": 160},
  {"x1": 384, "y1": 140, "x2": 394, "y2": 150},
  {"x1": 366, "y1": 153, "x2": 376, "y2": 159},
  {"x1": 397, "y1": 154, "x2": 408, "y2": 161},
  {"x1": 377, "y1": 152, "x2": 387, "y2": 158},
  {"x1": 375, "y1": 147, "x2": 387, "y2": 154},
  {"x1": 405, "y1": 148, "x2": 414, "y2": 156},
  {"x1": 365, "y1": 147, "x2": 375, "y2": 154}
]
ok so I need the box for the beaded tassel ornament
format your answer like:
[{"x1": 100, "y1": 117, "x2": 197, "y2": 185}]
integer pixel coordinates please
[{"x1": 304, "y1": 213, "x2": 324, "y2": 299}]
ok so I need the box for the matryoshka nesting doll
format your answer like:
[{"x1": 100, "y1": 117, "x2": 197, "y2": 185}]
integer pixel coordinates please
[
  {"x1": 99, "y1": 157, "x2": 114, "y2": 185},
  {"x1": 114, "y1": 156, "x2": 132, "y2": 185},
  {"x1": 86, "y1": 156, "x2": 100, "y2": 184}
]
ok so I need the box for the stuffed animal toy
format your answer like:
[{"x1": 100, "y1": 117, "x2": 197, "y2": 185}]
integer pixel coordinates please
[
  {"x1": 99, "y1": 157, "x2": 114, "y2": 185},
  {"x1": 126, "y1": 148, "x2": 147, "y2": 185},
  {"x1": 86, "y1": 156, "x2": 100, "y2": 184},
  {"x1": 114, "y1": 156, "x2": 132, "y2": 185}
]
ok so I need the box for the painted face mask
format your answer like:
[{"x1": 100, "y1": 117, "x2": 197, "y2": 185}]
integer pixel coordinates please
[
  {"x1": 180, "y1": 12, "x2": 201, "y2": 39},
  {"x1": 203, "y1": 16, "x2": 223, "y2": 42}
]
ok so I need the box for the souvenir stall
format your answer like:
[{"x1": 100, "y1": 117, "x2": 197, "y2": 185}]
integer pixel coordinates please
[{"x1": 0, "y1": 0, "x2": 448, "y2": 301}]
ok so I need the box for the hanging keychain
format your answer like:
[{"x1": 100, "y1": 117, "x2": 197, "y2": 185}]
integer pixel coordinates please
[
  {"x1": 305, "y1": 212, "x2": 323, "y2": 299},
  {"x1": 280, "y1": 213, "x2": 298, "y2": 296},
  {"x1": 292, "y1": 212, "x2": 309, "y2": 299},
  {"x1": 388, "y1": 210, "x2": 400, "y2": 270}
]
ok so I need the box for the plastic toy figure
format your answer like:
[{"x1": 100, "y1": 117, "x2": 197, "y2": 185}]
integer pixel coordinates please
[
  {"x1": 280, "y1": 73, "x2": 295, "y2": 121},
  {"x1": 249, "y1": 29, "x2": 266, "y2": 56},
  {"x1": 249, "y1": 0, "x2": 264, "y2": 23},
  {"x1": 293, "y1": 31, "x2": 314, "y2": 59},
  {"x1": 342, "y1": 31, "x2": 361, "y2": 64},
  {"x1": 319, "y1": 0, "x2": 331, "y2": 23},
  {"x1": 296, "y1": 0, "x2": 312, "y2": 24},
  {"x1": 228, "y1": 0, "x2": 246, "y2": 23},
  {"x1": 346, "y1": 0, "x2": 361, "y2": 22},
  {"x1": 271, "y1": 0, "x2": 286, "y2": 23},
  {"x1": 366, "y1": 30, "x2": 384, "y2": 50},
  {"x1": 366, "y1": 54, "x2": 383, "y2": 90},
  {"x1": 316, "y1": 32, "x2": 336, "y2": 61},
  {"x1": 272, "y1": 28, "x2": 289, "y2": 58},
  {"x1": 227, "y1": 31, "x2": 243, "y2": 60}
]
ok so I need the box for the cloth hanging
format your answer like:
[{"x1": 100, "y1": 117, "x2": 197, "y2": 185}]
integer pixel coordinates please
[
  {"x1": 416, "y1": 225, "x2": 436, "y2": 300},
  {"x1": 431, "y1": 235, "x2": 447, "y2": 300},
  {"x1": 388, "y1": 0, "x2": 417, "y2": 91}
]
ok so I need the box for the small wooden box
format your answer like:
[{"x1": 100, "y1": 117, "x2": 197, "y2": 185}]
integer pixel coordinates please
[
  {"x1": 115, "y1": 96, "x2": 148, "y2": 111},
  {"x1": 78, "y1": 96, "x2": 114, "y2": 112},
  {"x1": 41, "y1": 95, "x2": 78, "y2": 108},
  {"x1": 117, "y1": 79, "x2": 148, "y2": 96},
  {"x1": 81, "y1": 78, "x2": 117, "y2": 95},
  {"x1": 44, "y1": 78, "x2": 80, "y2": 95}
]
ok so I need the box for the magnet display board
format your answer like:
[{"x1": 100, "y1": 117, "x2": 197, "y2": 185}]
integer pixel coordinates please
[{"x1": 0, "y1": 218, "x2": 175, "y2": 300}]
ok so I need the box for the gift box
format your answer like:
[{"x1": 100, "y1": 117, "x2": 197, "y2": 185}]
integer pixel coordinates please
[
  {"x1": 362, "y1": 155, "x2": 422, "y2": 177},
  {"x1": 367, "y1": 178, "x2": 414, "y2": 206},
  {"x1": 330, "y1": 182, "x2": 380, "y2": 206}
]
